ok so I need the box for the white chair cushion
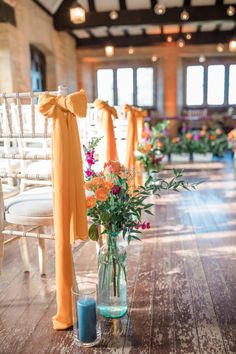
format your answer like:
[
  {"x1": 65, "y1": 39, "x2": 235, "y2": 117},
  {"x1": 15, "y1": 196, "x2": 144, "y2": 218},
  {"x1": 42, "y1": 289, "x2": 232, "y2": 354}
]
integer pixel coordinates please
[{"x1": 6, "y1": 187, "x2": 53, "y2": 218}]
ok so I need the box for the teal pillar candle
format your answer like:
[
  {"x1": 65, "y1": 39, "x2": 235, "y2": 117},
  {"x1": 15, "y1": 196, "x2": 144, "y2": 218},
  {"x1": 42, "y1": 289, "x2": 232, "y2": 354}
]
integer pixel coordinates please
[{"x1": 77, "y1": 298, "x2": 97, "y2": 343}]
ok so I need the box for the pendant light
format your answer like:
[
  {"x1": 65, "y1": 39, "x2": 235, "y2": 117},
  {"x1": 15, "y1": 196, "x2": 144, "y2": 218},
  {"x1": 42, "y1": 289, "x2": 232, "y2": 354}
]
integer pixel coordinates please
[{"x1": 70, "y1": 1, "x2": 86, "y2": 24}]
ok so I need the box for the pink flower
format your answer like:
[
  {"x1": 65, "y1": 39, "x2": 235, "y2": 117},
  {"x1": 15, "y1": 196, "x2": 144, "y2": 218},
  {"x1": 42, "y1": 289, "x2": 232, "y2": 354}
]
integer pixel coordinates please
[
  {"x1": 111, "y1": 185, "x2": 121, "y2": 195},
  {"x1": 85, "y1": 169, "x2": 94, "y2": 178}
]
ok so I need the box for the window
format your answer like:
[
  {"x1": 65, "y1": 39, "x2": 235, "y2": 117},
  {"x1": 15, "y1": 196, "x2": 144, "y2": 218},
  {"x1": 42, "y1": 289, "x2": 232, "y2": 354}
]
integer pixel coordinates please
[
  {"x1": 96, "y1": 69, "x2": 114, "y2": 105},
  {"x1": 137, "y1": 67, "x2": 154, "y2": 106},
  {"x1": 207, "y1": 65, "x2": 225, "y2": 105},
  {"x1": 117, "y1": 68, "x2": 133, "y2": 105},
  {"x1": 185, "y1": 60, "x2": 236, "y2": 107},
  {"x1": 229, "y1": 65, "x2": 236, "y2": 105},
  {"x1": 186, "y1": 65, "x2": 204, "y2": 106},
  {"x1": 30, "y1": 45, "x2": 46, "y2": 92},
  {"x1": 96, "y1": 66, "x2": 155, "y2": 107}
]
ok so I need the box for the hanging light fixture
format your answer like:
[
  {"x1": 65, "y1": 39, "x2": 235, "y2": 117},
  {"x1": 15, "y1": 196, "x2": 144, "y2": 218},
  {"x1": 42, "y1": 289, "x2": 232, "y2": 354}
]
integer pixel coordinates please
[
  {"x1": 178, "y1": 38, "x2": 185, "y2": 48},
  {"x1": 151, "y1": 55, "x2": 158, "y2": 62},
  {"x1": 180, "y1": 9, "x2": 190, "y2": 21},
  {"x1": 166, "y1": 35, "x2": 173, "y2": 43},
  {"x1": 154, "y1": 2, "x2": 166, "y2": 15},
  {"x1": 128, "y1": 47, "x2": 134, "y2": 54},
  {"x1": 216, "y1": 43, "x2": 224, "y2": 53},
  {"x1": 199, "y1": 55, "x2": 206, "y2": 63},
  {"x1": 229, "y1": 38, "x2": 236, "y2": 52},
  {"x1": 109, "y1": 10, "x2": 119, "y2": 20},
  {"x1": 70, "y1": 1, "x2": 86, "y2": 24},
  {"x1": 227, "y1": 5, "x2": 235, "y2": 17},
  {"x1": 185, "y1": 33, "x2": 192, "y2": 40},
  {"x1": 105, "y1": 45, "x2": 115, "y2": 57}
]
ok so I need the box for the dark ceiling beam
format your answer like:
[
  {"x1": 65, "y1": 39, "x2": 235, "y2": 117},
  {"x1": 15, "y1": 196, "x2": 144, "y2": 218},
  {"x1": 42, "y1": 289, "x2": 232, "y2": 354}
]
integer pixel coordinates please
[
  {"x1": 76, "y1": 30, "x2": 235, "y2": 48},
  {"x1": 0, "y1": 0, "x2": 16, "y2": 26},
  {"x1": 33, "y1": 0, "x2": 53, "y2": 16},
  {"x1": 183, "y1": 0, "x2": 191, "y2": 6},
  {"x1": 54, "y1": 5, "x2": 236, "y2": 30},
  {"x1": 150, "y1": 0, "x2": 156, "y2": 8},
  {"x1": 88, "y1": 0, "x2": 96, "y2": 12},
  {"x1": 119, "y1": 0, "x2": 127, "y2": 10}
]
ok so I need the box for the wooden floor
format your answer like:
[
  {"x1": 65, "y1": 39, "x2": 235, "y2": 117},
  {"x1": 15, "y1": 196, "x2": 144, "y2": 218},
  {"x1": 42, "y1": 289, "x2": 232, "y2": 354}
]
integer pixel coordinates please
[{"x1": 1, "y1": 161, "x2": 236, "y2": 353}]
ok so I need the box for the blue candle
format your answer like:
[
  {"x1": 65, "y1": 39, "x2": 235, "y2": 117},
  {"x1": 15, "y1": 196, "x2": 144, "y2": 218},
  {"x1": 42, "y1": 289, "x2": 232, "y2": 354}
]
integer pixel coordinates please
[{"x1": 77, "y1": 298, "x2": 97, "y2": 343}]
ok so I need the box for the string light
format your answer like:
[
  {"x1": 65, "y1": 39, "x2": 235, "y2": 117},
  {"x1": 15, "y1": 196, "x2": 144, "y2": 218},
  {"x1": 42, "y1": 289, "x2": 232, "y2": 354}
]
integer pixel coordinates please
[
  {"x1": 229, "y1": 39, "x2": 236, "y2": 52},
  {"x1": 199, "y1": 55, "x2": 206, "y2": 63},
  {"x1": 216, "y1": 43, "x2": 224, "y2": 53},
  {"x1": 109, "y1": 10, "x2": 119, "y2": 20},
  {"x1": 227, "y1": 5, "x2": 235, "y2": 16},
  {"x1": 151, "y1": 55, "x2": 158, "y2": 62},
  {"x1": 128, "y1": 47, "x2": 134, "y2": 55},
  {"x1": 105, "y1": 45, "x2": 114, "y2": 57},
  {"x1": 69, "y1": 2, "x2": 86, "y2": 24},
  {"x1": 167, "y1": 35, "x2": 173, "y2": 42},
  {"x1": 185, "y1": 33, "x2": 192, "y2": 40},
  {"x1": 154, "y1": 3, "x2": 166, "y2": 15},
  {"x1": 178, "y1": 38, "x2": 185, "y2": 48},
  {"x1": 180, "y1": 10, "x2": 189, "y2": 21}
]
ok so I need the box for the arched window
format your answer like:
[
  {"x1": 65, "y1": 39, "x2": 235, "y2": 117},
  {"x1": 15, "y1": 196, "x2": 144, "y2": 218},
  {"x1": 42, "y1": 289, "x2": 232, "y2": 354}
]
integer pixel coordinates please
[{"x1": 30, "y1": 45, "x2": 46, "y2": 92}]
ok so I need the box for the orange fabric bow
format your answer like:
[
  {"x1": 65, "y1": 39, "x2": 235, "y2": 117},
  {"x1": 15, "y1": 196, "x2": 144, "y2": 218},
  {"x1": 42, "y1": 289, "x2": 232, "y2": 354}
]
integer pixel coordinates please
[
  {"x1": 94, "y1": 99, "x2": 118, "y2": 163},
  {"x1": 38, "y1": 90, "x2": 88, "y2": 330},
  {"x1": 124, "y1": 104, "x2": 143, "y2": 186}
]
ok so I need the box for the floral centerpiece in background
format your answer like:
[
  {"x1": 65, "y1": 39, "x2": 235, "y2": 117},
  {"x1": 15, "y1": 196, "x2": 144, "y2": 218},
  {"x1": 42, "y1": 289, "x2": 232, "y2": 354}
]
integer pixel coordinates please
[
  {"x1": 83, "y1": 139, "x2": 198, "y2": 319},
  {"x1": 208, "y1": 128, "x2": 228, "y2": 157},
  {"x1": 228, "y1": 128, "x2": 236, "y2": 153}
]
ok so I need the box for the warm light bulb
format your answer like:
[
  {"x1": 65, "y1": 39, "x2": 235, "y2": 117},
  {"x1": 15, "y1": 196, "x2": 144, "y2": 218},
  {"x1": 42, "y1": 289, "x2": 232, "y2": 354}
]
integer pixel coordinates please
[
  {"x1": 180, "y1": 10, "x2": 189, "y2": 21},
  {"x1": 217, "y1": 43, "x2": 224, "y2": 53},
  {"x1": 154, "y1": 3, "x2": 166, "y2": 15},
  {"x1": 186, "y1": 33, "x2": 192, "y2": 40},
  {"x1": 109, "y1": 10, "x2": 118, "y2": 20},
  {"x1": 105, "y1": 45, "x2": 114, "y2": 57},
  {"x1": 199, "y1": 55, "x2": 206, "y2": 63},
  {"x1": 151, "y1": 55, "x2": 158, "y2": 62},
  {"x1": 229, "y1": 39, "x2": 236, "y2": 52},
  {"x1": 178, "y1": 38, "x2": 185, "y2": 48},
  {"x1": 128, "y1": 47, "x2": 134, "y2": 55},
  {"x1": 227, "y1": 5, "x2": 235, "y2": 16},
  {"x1": 167, "y1": 35, "x2": 173, "y2": 43},
  {"x1": 70, "y1": 5, "x2": 86, "y2": 24}
]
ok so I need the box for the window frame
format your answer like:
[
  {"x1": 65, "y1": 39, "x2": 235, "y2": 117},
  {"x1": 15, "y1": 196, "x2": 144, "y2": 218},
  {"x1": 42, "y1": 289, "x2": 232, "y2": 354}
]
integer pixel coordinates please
[
  {"x1": 183, "y1": 57, "x2": 236, "y2": 109},
  {"x1": 95, "y1": 60, "x2": 157, "y2": 108}
]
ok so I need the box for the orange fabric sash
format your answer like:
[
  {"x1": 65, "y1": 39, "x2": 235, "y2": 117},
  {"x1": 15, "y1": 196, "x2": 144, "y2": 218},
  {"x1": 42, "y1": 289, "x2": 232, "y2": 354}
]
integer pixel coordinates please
[
  {"x1": 94, "y1": 99, "x2": 118, "y2": 163},
  {"x1": 38, "y1": 90, "x2": 88, "y2": 330},
  {"x1": 124, "y1": 104, "x2": 143, "y2": 186}
]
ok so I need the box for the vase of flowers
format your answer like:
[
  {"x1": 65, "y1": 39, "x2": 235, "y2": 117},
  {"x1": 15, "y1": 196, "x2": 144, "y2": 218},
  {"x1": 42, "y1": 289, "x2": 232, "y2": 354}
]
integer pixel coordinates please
[{"x1": 83, "y1": 139, "x2": 198, "y2": 319}]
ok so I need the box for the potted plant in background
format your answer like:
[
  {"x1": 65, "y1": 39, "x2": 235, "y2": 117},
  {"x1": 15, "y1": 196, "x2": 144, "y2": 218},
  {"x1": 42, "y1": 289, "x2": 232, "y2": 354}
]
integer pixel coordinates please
[
  {"x1": 208, "y1": 128, "x2": 228, "y2": 159},
  {"x1": 83, "y1": 139, "x2": 198, "y2": 319}
]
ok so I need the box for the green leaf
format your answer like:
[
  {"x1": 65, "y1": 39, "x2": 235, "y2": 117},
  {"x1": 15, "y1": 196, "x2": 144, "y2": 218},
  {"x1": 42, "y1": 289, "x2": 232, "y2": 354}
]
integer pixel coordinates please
[{"x1": 88, "y1": 223, "x2": 99, "y2": 241}]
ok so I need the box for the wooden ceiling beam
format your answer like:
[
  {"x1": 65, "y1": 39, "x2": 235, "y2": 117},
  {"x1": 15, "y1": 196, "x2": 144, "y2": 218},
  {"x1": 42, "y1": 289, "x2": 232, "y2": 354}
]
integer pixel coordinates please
[
  {"x1": 76, "y1": 30, "x2": 235, "y2": 48},
  {"x1": 54, "y1": 5, "x2": 236, "y2": 30}
]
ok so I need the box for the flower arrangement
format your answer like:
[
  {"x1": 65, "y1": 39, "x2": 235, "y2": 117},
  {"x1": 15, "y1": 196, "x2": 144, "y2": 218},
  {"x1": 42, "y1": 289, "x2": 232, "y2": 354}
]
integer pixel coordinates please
[
  {"x1": 228, "y1": 128, "x2": 236, "y2": 151},
  {"x1": 207, "y1": 128, "x2": 228, "y2": 157},
  {"x1": 83, "y1": 138, "x2": 198, "y2": 318}
]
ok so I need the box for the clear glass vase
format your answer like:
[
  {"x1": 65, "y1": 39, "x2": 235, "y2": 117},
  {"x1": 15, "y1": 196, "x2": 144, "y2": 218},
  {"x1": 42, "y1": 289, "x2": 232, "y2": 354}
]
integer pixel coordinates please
[{"x1": 97, "y1": 233, "x2": 127, "y2": 318}]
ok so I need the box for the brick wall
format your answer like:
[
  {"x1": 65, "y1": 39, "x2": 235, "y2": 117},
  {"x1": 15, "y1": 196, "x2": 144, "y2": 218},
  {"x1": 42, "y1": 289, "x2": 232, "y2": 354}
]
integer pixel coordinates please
[{"x1": 0, "y1": 0, "x2": 77, "y2": 93}]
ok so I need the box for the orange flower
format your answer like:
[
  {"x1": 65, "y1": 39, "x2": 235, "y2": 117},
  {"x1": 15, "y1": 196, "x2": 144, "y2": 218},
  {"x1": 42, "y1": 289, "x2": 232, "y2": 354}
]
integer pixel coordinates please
[
  {"x1": 90, "y1": 177, "x2": 104, "y2": 186},
  {"x1": 86, "y1": 196, "x2": 96, "y2": 209},
  {"x1": 156, "y1": 141, "x2": 163, "y2": 149},
  {"x1": 103, "y1": 181, "x2": 114, "y2": 190},
  {"x1": 96, "y1": 187, "x2": 108, "y2": 201},
  {"x1": 140, "y1": 143, "x2": 152, "y2": 154},
  {"x1": 142, "y1": 131, "x2": 151, "y2": 140},
  {"x1": 200, "y1": 130, "x2": 206, "y2": 137},
  {"x1": 172, "y1": 137, "x2": 179, "y2": 143},
  {"x1": 216, "y1": 128, "x2": 222, "y2": 135},
  {"x1": 145, "y1": 143, "x2": 152, "y2": 151},
  {"x1": 228, "y1": 129, "x2": 236, "y2": 140},
  {"x1": 186, "y1": 133, "x2": 192, "y2": 140},
  {"x1": 210, "y1": 135, "x2": 216, "y2": 141},
  {"x1": 84, "y1": 181, "x2": 92, "y2": 191},
  {"x1": 104, "y1": 160, "x2": 122, "y2": 174}
]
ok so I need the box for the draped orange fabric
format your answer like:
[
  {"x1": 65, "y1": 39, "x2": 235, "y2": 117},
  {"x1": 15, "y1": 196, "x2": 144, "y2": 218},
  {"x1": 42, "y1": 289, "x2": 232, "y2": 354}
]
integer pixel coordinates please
[
  {"x1": 124, "y1": 104, "x2": 142, "y2": 186},
  {"x1": 94, "y1": 99, "x2": 118, "y2": 163},
  {"x1": 38, "y1": 90, "x2": 88, "y2": 330},
  {"x1": 136, "y1": 109, "x2": 147, "y2": 141}
]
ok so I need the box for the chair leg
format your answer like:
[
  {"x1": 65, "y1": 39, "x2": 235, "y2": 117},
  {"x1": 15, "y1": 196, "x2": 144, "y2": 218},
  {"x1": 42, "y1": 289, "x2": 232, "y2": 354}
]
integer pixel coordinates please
[
  {"x1": 38, "y1": 238, "x2": 46, "y2": 276},
  {"x1": 18, "y1": 237, "x2": 30, "y2": 272},
  {"x1": 0, "y1": 234, "x2": 4, "y2": 274}
]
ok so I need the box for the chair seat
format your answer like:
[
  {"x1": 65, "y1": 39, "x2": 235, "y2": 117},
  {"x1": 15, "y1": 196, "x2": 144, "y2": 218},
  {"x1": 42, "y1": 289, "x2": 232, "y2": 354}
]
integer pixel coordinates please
[
  {"x1": 5, "y1": 186, "x2": 53, "y2": 225},
  {"x1": 2, "y1": 184, "x2": 20, "y2": 199}
]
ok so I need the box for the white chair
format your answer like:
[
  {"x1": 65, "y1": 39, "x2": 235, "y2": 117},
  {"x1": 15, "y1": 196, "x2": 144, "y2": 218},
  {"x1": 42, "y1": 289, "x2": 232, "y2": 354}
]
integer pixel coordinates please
[{"x1": 0, "y1": 89, "x2": 59, "y2": 276}]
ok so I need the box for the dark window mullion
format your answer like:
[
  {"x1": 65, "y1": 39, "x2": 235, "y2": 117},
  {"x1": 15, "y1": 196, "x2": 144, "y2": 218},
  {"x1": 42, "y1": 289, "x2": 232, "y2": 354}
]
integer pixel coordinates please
[{"x1": 224, "y1": 64, "x2": 229, "y2": 105}]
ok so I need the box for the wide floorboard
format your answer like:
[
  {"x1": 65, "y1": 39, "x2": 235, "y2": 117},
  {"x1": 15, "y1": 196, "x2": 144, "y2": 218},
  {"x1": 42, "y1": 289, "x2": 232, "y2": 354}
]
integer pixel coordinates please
[{"x1": 1, "y1": 162, "x2": 236, "y2": 353}]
